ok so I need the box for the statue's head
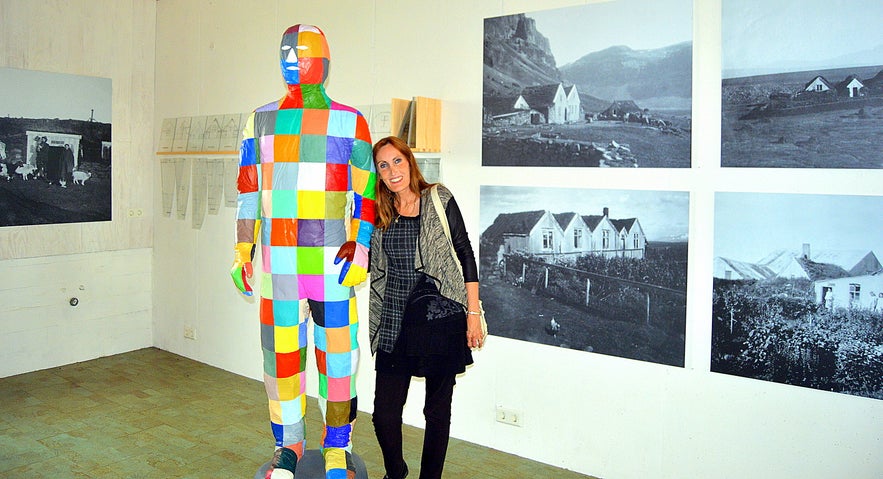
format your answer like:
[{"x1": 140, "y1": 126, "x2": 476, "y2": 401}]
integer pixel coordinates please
[{"x1": 280, "y1": 24, "x2": 330, "y2": 86}]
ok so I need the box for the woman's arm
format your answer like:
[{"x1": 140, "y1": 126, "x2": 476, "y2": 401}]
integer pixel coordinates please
[
  {"x1": 445, "y1": 195, "x2": 484, "y2": 348},
  {"x1": 445, "y1": 196, "x2": 478, "y2": 282},
  {"x1": 465, "y1": 281, "x2": 484, "y2": 349}
]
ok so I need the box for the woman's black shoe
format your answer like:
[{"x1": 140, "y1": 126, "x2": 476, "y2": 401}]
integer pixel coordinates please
[{"x1": 383, "y1": 462, "x2": 408, "y2": 479}]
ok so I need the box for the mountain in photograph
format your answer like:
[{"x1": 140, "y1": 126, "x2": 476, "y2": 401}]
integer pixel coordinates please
[
  {"x1": 723, "y1": 42, "x2": 883, "y2": 79},
  {"x1": 560, "y1": 42, "x2": 692, "y2": 110},
  {"x1": 484, "y1": 13, "x2": 562, "y2": 97},
  {"x1": 484, "y1": 12, "x2": 691, "y2": 112}
]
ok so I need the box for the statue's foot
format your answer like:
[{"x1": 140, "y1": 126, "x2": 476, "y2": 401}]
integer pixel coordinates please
[
  {"x1": 265, "y1": 447, "x2": 299, "y2": 479},
  {"x1": 323, "y1": 448, "x2": 358, "y2": 479}
]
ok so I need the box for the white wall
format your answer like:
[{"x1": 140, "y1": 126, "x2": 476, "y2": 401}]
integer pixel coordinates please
[
  {"x1": 151, "y1": 1, "x2": 883, "y2": 479},
  {"x1": 0, "y1": 0, "x2": 156, "y2": 375}
]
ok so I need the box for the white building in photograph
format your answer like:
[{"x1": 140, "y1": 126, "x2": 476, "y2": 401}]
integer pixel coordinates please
[{"x1": 815, "y1": 272, "x2": 883, "y2": 311}]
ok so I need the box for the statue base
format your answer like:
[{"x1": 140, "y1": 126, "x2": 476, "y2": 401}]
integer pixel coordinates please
[{"x1": 254, "y1": 449, "x2": 368, "y2": 479}]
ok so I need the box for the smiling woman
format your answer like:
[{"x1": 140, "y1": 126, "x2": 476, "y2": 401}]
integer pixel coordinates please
[
  {"x1": 368, "y1": 135, "x2": 484, "y2": 479},
  {"x1": 372, "y1": 136, "x2": 431, "y2": 231}
]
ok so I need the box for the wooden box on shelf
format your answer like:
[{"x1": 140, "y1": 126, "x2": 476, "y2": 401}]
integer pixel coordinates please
[{"x1": 390, "y1": 96, "x2": 441, "y2": 153}]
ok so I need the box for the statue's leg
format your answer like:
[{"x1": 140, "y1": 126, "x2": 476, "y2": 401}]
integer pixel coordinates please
[
  {"x1": 261, "y1": 290, "x2": 310, "y2": 478},
  {"x1": 309, "y1": 286, "x2": 359, "y2": 479}
]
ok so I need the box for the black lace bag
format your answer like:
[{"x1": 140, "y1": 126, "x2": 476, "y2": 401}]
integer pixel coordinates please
[{"x1": 401, "y1": 273, "x2": 466, "y2": 356}]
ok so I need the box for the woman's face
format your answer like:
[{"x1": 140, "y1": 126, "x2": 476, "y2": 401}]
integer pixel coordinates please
[{"x1": 375, "y1": 143, "x2": 411, "y2": 195}]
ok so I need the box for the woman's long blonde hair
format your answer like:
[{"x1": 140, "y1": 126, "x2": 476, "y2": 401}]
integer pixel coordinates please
[{"x1": 372, "y1": 136, "x2": 433, "y2": 230}]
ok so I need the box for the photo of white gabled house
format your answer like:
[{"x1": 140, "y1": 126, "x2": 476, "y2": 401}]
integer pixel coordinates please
[
  {"x1": 715, "y1": 243, "x2": 882, "y2": 280},
  {"x1": 815, "y1": 272, "x2": 883, "y2": 311},
  {"x1": 484, "y1": 82, "x2": 582, "y2": 126},
  {"x1": 521, "y1": 83, "x2": 581, "y2": 124},
  {"x1": 713, "y1": 257, "x2": 773, "y2": 280},
  {"x1": 836, "y1": 75, "x2": 865, "y2": 98},
  {"x1": 483, "y1": 206, "x2": 646, "y2": 262},
  {"x1": 804, "y1": 75, "x2": 834, "y2": 93},
  {"x1": 801, "y1": 73, "x2": 867, "y2": 99}
]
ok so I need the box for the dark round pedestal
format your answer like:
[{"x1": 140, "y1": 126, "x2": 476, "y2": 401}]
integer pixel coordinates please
[{"x1": 254, "y1": 449, "x2": 368, "y2": 479}]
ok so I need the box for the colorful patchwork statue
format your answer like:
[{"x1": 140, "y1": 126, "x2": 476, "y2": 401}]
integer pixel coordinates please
[{"x1": 231, "y1": 24, "x2": 375, "y2": 479}]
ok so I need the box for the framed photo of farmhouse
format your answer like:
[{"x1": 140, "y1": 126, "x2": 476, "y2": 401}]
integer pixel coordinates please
[
  {"x1": 482, "y1": 0, "x2": 693, "y2": 168},
  {"x1": 721, "y1": 0, "x2": 883, "y2": 168},
  {"x1": 479, "y1": 185, "x2": 689, "y2": 367},
  {"x1": 0, "y1": 67, "x2": 112, "y2": 226},
  {"x1": 712, "y1": 192, "x2": 883, "y2": 399}
]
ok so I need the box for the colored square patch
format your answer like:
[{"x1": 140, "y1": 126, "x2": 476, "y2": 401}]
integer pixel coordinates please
[
  {"x1": 324, "y1": 195, "x2": 348, "y2": 223},
  {"x1": 270, "y1": 218, "x2": 298, "y2": 246},
  {"x1": 301, "y1": 109, "x2": 330, "y2": 135},
  {"x1": 269, "y1": 246, "x2": 298, "y2": 275},
  {"x1": 297, "y1": 190, "x2": 326, "y2": 219},
  {"x1": 271, "y1": 274, "x2": 302, "y2": 302},
  {"x1": 270, "y1": 189, "x2": 298, "y2": 217},
  {"x1": 266, "y1": 297, "x2": 302, "y2": 326},
  {"x1": 259, "y1": 135, "x2": 275, "y2": 163},
  {"x1": 296, "y1": 219, "x2": 326, "y2": 247},
  {"x1": 299, "y1": 134, "x2": 327, "y2": 162},
  {"x1": 325, "y1": 136, "x2": 353, "y2": 164},
  {"x1": 324, "y1": 324, "x2": 356, "y2": 353},
  {"x1": 295, "y1": 248, "x2": 324, "y2": 275},
  {"x1": 274, "y1": 135, "x2": 301, "y2": 162},
  {"x1": 325, "y1": 163, "x2": 348, "y2": 191},
  {"x1": 298, "y1": 274, "x2": 325, "y2": 301},
  {"x1": 327, "y1": 110, "x2": 357, "y2": 138},
  {"x1": 270, "y1": 162, "x2": 299, "y2": 190},
  {"x1": 253, "y1": 111, "x2": 276, "y2": 139},
  {"x1": 274, "y1": 109, "x2": 303, "y2": 135},
  {"x1": 296, "y1": 162, "x2": 328, "y2": 192},
  {"x1": 275, "y1": 349, "x2": 307, "y2": 378}
]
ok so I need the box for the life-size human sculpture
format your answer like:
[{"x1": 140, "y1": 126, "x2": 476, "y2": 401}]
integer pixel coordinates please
[{"x1": 231, "y1": 24, "x2": 375, "y2": 479}]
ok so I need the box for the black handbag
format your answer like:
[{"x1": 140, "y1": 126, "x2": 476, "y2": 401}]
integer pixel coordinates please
[
  {"x1": 401, "y1": 273, "x2": 466, "y2": 356},
  {"x1": 405, "y1": 273, "x2": 465, "y2": 324}
]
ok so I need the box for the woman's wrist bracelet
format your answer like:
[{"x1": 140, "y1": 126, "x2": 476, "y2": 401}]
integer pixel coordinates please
[{"x1": 467, "y1": 311, "x2": 481, "y2": 315}]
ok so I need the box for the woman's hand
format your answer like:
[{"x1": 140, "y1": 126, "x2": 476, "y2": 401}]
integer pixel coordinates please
[{"x1": 467, "y1": 314, "x2": 484, "y2": 349}]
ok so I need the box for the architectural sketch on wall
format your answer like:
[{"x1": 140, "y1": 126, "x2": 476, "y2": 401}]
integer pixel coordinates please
[
  {"x1": 0, "y1": 67, "x2": 112, "y2": 227},
  {"x1": 721, "y1": 0, "x2": 883, "y2": 168},
  {"x1": 480, "y1": 185, "x2": 689, "y2": 367},
  {"x1": 482, "y1": 0, "x2": 692, "y2": 168},
  {"x1": 712, "y1": 192, "x2": 883, "y2": 400}
]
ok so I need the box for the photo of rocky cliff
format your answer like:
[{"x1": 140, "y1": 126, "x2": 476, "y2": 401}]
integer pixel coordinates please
[{"x1": 482, "y1": 0, "x2": 692, "y2": 168}]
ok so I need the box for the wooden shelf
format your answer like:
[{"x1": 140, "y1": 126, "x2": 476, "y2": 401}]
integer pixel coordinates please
[{"x1": 390, "y1": 96, "x2": 441, "y2": 152}]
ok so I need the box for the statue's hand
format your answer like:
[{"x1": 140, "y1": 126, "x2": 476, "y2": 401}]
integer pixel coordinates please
[
  {"x1": 334, "y1": 241, "x2": 369, "y2": 286},
  {"x1": 231, "y1": 242, "x2": 255, "y2": 296}
]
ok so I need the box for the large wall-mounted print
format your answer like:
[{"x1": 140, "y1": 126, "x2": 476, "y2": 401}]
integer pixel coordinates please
[
  {"x1": 0, "y1": 67, "x2": 112, "y2": 226},
  {"x1": 721, "y1": 0, "x2": 883, "y2": 168},
  {"x1": 713, "y1": 193, "x2": 883, "y2": 399},
  {"x1": 483, "y1": 0, "x2": 692, "y2": 168},
  {"x1": 480, "y1": 185, "x2": 689, "y2": 367}
]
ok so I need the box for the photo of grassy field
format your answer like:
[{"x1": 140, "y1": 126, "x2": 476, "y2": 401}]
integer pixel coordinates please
[{"x1": 722, "y1": 66, "x2": 883, "y2": 168}]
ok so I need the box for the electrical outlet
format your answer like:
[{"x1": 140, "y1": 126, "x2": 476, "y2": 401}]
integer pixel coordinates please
[
  {"x1": 184, "y1": 326, "x2": 195, "y2": 340},
  {"x1": 495, "y1": 406, "x2": 523, "y2": 427}
]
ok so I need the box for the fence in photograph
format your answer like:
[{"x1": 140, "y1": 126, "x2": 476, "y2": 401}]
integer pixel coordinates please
[{"x1": 501, "y1": 254, "x2": 686, "y2": 335}]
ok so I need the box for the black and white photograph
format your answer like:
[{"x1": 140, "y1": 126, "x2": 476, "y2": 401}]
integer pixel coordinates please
[
  {"x1": 712, "y1": 193, "x2": 883, "y2": 399},
  {"x1": 0, "y1": 67, "x2": 112, "y2": 226},
  {"x1": 482, "y1": 0, "x2": 692, "y2": 168},
  {"x1": 480, "y1": 185, "x2": 689, "y2": 367},
  {"x1": 721, "y1": 0, "x2": 883, "y2": 168}
]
